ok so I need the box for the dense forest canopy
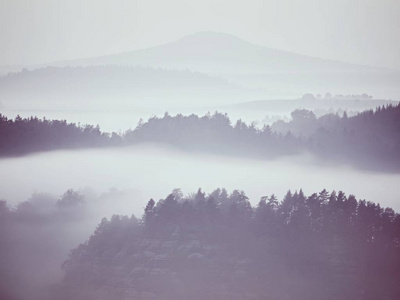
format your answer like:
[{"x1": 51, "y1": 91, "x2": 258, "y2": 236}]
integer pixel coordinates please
[
  {"x1": 124, "y1": 112, "x2": 300, "y2": 158},
  {"x1": 1, "y1": 103, "x2": 399, "y2": 171},
  {"x1": 0, "y1": 114, "x2": 120, "y2": 155},
  {"x1": 48, "y1": 187, "x2": 400, "y2": 300}
]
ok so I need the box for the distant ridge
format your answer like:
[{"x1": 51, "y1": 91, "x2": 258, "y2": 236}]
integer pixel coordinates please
[
  {"x1": 0, "y1": 65, "x2": 265, "y2": 110},
  {"x1": 39, "y1": 31, "x2": 379, "y2": 74},
  {"x1": 2, "y1": 31, "x2": 400, "y2": 101}
]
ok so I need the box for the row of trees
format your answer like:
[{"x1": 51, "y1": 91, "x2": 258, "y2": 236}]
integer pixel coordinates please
[
  {"x1": 125, "y1": 112, "x2": 300, "y2": 158},
  {"x1": 0, "y1": 114, "x2": 121, "y2": 156},
  {"x1": 1, "y1": 103, "x2": 400, "y2": 170},
  {"x1": 0, "y1": 112, "x2": 298, "y2": 158},
  {"x1": 57, "y1": 188, "x2": 400, "y2": 300}
]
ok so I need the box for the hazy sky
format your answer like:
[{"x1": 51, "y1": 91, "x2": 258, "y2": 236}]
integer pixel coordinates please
[{"x1": 1, "y1": 0, "x2": 399, "y2": 69}]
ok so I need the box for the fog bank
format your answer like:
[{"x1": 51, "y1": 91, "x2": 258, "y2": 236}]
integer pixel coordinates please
[{"x1": 1, "y1": 145, "x2": 399, "y2": 214}]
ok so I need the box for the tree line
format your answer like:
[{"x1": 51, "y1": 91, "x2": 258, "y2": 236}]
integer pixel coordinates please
[
  {"x1": 1, "y1": 103, "x2": 400, "y2": 170},
  {"x1": 0, "y1": 114, "x2": 120, "y2": 156}
]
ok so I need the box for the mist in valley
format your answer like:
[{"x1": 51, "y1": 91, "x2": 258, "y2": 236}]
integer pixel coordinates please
[{"x1": 2, "y1": 145, "x2": 400, "y2": 213}]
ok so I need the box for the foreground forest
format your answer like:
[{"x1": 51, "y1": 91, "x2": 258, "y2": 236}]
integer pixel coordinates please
[
  {"x1": 1, "y1": 187, "x2": 399, "y2": 299},
  {"x1": 1, "y1": 103, "x2": 400, "y2": 171},
  {"x1": 46, "y1": 188, "x2": 400, "y2": 300}
]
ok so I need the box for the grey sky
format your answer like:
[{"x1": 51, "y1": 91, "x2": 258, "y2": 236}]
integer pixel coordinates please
[{"x1": 1, "y1": 0, "x2": 399, "y2": 69}]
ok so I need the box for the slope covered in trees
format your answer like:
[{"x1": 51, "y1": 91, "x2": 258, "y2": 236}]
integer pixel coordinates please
[
  {"x1": 126, "y1": 104, "x2": 400, "y2": 170},
  {"x1": 271, "y1": 103, "x2": 400, "y2": 170},
  {"x1": 54, "y1": 188, "x2": 400, "y2": 300}
]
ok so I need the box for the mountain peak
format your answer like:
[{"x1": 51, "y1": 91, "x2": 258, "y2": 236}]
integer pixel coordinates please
[
  {"x1": 177, "y1": 31, "x2": 250, "y2": 47},
  {"x1": 180, "y1": 31, "x2": 244, "y2": 40}
]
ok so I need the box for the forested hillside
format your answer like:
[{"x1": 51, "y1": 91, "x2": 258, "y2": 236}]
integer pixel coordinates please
[
  {"x1": 54, "y1": 188, "x2": 400, "y2": 300},
  {"x1": 272, "y1": 103, "x2": 400, "y2": 169}
]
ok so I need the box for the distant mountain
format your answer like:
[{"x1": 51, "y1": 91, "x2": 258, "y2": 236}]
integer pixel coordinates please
[
  {"x1": 2, "y1": 32, "x2": 399, "y2": 109},
  {"x1": 45, "y1": 32, "x2": 378, "y2": 74},
  {"x1": 36, "y1": 32, "x2": 400, "y2": 100}
]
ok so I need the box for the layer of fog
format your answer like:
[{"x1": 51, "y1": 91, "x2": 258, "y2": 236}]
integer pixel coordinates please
[{"x1": 2, "y1": 144, "x2": 400, "y2": 213}]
